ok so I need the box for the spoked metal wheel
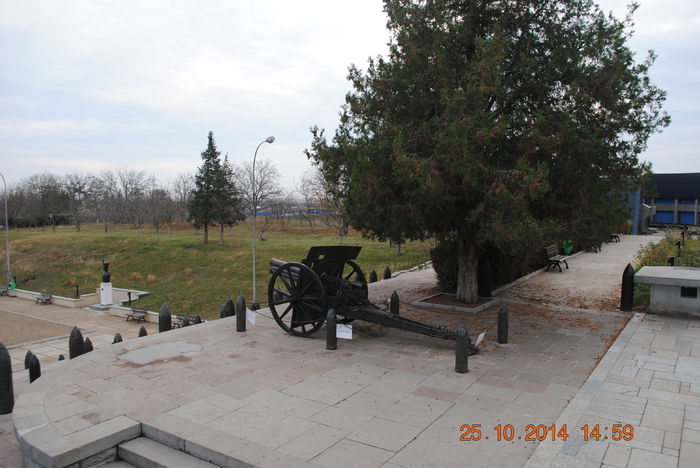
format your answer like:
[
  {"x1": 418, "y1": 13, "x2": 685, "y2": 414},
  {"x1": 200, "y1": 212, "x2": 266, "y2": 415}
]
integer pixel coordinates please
[
  {"x1": 342, "y1": 260, "x2": 367, "y2": 284},
  {"x1": 268, "y1": 262, "x2": 327, "y2": 336},
  {"x1": 337, "y1": 260, "x2": 367, "y2": 324}
]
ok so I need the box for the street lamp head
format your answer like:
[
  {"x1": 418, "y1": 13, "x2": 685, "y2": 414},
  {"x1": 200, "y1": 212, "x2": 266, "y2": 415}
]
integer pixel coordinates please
[{"x1": 265, "y1": 136, "x2": 275, "y2": 144}]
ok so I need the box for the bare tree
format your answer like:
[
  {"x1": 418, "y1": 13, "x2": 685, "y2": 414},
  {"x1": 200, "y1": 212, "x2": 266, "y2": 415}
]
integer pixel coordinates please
[
  {"x1": 310, "y1": 170, "x2": 349, "y2": 244},
  {"x1": 296, "y1": 171, "x2": 319, "y2": 231},
  {"x1": 171, "y1": 173, "x2": 194, "y2": 222},
  {"x1": 63, "y1": 173, "x2": 94, "y2": 232},
  {"x1": 94, "y1": 170, "x2": 118, "y2": 232},
  {"x1": 236, "y1": 158, "x2": 282, "y2": 239},
  {"x1": 145, "y1": 181, "x2": 175, "y2": 234},
  {"x1": 115, "y1": 168, "x2": 147, "y2": 225},
  {"x1": 10, "y1": 174, "x2": 68, "y2": 229}
]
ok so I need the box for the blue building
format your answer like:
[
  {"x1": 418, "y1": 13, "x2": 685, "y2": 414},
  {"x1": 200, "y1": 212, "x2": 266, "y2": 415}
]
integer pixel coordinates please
[{"x1": 644, "y1": 173, "x2": 700, "y2": 226}]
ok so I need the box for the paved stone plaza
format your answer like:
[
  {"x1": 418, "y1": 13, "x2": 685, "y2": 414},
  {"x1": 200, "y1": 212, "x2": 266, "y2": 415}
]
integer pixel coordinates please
[{"x1": 2, "y1": 233, "x2": 699, "y2": 467}]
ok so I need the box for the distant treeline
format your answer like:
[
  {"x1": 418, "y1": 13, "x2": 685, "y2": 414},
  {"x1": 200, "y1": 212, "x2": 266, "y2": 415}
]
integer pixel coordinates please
[{"x1": 3, "y1": 167, "x2": 347, "y2": 237}]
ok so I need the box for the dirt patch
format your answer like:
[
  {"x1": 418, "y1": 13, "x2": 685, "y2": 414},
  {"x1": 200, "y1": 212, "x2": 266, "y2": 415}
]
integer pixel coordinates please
[
  {"x1": 419, "y1": 293, "x2": 490, "y2": 308},
  {"x1": 0, "y1": 309, "x2": 73, "y2": 346}
]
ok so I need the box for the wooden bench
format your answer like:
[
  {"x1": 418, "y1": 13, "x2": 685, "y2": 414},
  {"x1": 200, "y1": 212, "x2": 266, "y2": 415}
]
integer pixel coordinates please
[
  {"x1": 36, "y1": 292, "x2": 52, "y2": 305},
  {"x1": 172, "y1": 315, "x2": 202, "y2": 328},
  {"x1": 545, "y1": 244, "x2": 570, "y2": 272},
  {"x1": 125, "y1": 307, "x2": 147, "y2": 323},
  {"x1": 172, "y1": 315, "x2": 185, "y2": 328},
  {"x1": 0, "y1": 285, "x2": 7, "y2": 296}
]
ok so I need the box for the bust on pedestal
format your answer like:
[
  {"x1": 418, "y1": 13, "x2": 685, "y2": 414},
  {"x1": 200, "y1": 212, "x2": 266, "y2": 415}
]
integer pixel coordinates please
[{"x1": 100, "y1": 262, "x2": 113, "y2": 306}]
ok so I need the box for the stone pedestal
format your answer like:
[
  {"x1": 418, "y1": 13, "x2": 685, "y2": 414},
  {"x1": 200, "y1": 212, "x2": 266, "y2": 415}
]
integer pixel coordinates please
[
  {"x1": 100, "y1": 282, "x2": 113, "y2": 306},
  {"x1": 635, "y1": 266, "x2": 700, "y2": 317}
]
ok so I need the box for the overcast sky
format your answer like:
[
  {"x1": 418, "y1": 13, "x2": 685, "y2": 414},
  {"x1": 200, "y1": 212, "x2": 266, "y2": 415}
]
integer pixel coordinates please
[{"x1": 1, "y1": 0, "x2": 698, "y2": 190}]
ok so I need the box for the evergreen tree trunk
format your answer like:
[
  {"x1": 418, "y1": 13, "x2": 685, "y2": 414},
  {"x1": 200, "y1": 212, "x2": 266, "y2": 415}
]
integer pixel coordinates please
[
  {"x1": 456, "y1": 228, "x2": 478, "y2": 304},
  {"x1": 203, "y1": 223, "x2": 209, "y2": 244}
]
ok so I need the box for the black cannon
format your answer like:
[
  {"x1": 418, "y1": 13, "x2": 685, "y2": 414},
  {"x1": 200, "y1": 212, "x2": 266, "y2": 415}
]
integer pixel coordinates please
[{"x1": 268, "y1": 246, "x2": 477, "y2": 353}]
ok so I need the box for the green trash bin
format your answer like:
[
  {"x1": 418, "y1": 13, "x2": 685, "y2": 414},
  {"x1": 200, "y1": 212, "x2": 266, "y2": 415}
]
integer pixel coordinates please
[{"x1": 562, "y1": 240, "x2": 573, "y2": 255}]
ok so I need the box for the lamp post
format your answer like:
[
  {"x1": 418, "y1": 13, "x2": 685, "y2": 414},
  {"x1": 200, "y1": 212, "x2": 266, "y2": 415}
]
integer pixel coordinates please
[
  {"x1": 251, "y1": 136, "x2": 275, "y2": 310},
  {"x1": 0, "y1": 172, "x2": 9, "y2": 286}
]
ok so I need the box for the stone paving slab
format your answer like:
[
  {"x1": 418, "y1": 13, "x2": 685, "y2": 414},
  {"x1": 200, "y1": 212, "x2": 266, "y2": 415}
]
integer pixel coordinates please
[
  {"x1": 7, "y1": 232, "x2": 696, "y2": 468},
  {"x1": 5, "y1": 266, "x2": 628, "y2": 467},
  {"x1": 525, "y1": 311, "x2": 700, "y2": 468}
]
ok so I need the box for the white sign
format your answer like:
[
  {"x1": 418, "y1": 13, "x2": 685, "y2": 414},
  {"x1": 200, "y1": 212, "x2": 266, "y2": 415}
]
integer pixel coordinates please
[
  {"x1": 475, "y1": 330, "x2": 486, "y2": 347},
  {"x1": 246, "y1": 309, "x2": 256, "y2": 326},
  {"x1": 336, "y1": 324, "x2": 353, "y2": 340}
]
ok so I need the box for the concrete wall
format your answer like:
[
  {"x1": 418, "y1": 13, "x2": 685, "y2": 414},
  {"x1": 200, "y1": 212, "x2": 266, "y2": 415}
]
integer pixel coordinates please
[
  {"x1": 11, "y1": 289, "x2": 101, "y2": 308},
  {"x1": 649, "y1": 284, "x2": 700, "y2": 317},
  {"x1": 8, "y1": 287, "x2": 149, "y2": 309}
]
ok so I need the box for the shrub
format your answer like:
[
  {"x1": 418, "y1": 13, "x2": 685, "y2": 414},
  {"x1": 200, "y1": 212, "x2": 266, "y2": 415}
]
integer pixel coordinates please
[{"x1": 430, "y1": 239, "x2": 458, "y2": 293}]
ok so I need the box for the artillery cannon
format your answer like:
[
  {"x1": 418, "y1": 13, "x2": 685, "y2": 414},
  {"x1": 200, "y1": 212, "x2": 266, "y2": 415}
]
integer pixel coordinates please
[{"x1": 268, "y1": 246, "x2": 478, "y2": 354}]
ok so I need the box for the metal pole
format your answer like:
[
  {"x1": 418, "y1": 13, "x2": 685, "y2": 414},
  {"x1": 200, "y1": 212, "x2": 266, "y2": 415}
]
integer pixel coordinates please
[
  {"x1": 251, "y1": 136, "x2": 274, "y2": 310},
  {"x1": 0, "y1": 172, "x2": 10, "y2": 286}
]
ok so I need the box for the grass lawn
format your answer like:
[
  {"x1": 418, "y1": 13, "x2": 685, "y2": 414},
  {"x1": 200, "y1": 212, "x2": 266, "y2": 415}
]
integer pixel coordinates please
[{"x1": 3, "y1": 220, "x2": 433, "y2": 320}]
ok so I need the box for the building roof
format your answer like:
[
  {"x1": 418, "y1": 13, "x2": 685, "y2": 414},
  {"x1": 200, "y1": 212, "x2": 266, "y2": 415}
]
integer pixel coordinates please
[{"x1": 648, "y1": 173, "x2": 700, "y2": 199}]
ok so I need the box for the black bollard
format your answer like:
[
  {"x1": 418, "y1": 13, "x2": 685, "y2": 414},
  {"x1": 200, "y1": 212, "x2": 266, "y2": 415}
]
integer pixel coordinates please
[
  {"x1": 676, "y1": 240, "x2": 682, "y2": 257},
  {"x1": 369, "y1": 270, "x2": 378, "y2": 283},
  {"x1": 75, "y1": 285, "x2": 80, "y2": 299},
  {"x1": 28, "y1": 353, "x2": 41, "y2": 383},
  {"x1": 326, "y1": 309, "x2": 337, "y2": 350},
  {"x1": 389, "y1": 291, "x2": 400, "y2": 315},
  {"x1": 58, "y1": 354, "x2": 65, "y2": 361},
  {"x1": 497, "y1": 305, "x2": 509, "y2": 344},
  {"x1": 159, "y1": 304, "x2": 172, "y2": 332},
  {"x1": 455, "y1": 325, "x2": 469, "y2": 373},
  {"x1": 620, "y1": 263, "x2": 635, "y2": 311},
  {"x1": 138, "y1": 326, "x2": 147, "y2": 337},
  {"x1": 383, "y1": 265, "x2": 392, "y2": 280},
  {"x1": 128, "y1": 292, "x2": 132, "y2": 307},
  {"x1": 83, "y1": 337, "x2": 93, "y2": 353},
  {"x1": 0, "y1": 342, "x2": 14, "y2": 414},
  {"x1": 69, "y1": 327, "x2": 84, "y2": 359},
  {"x1": 220, "y1": 298, "x2": 234, "y2": 318},
  {"x1": 24, "y1": 350, "x2": 34, "y2": 370},
  {"x1": 236, "y1": 296, "x2": 246, "y2": 332},
  {"x1": 113, "y1": 333, "x2": 122, "y2": 344}
]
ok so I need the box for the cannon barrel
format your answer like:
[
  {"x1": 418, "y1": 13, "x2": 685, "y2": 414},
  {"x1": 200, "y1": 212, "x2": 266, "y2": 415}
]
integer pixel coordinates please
[
  {"x1": 269, "y1": 258, "x2": 287, "y2": 270},
  {"x1": 269, "y1": 258, "x2": 301, "y2": 283}
]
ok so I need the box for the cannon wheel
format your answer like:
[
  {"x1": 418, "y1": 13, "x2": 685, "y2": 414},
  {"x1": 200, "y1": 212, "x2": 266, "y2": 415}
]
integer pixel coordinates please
[
  {"x1": 268, "y1": 262, "x2": 327, "y2": 336},
  {"x1": 337, "y1": 260, "x2": 367, "y2": 324}
]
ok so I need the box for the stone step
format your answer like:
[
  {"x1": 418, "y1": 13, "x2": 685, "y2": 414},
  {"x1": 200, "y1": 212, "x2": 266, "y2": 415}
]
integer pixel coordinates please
[
  {"x1": 118, "y1": 437, "x2": 218, "y2": 468},
  {"x1": 101, "y1": 461, "x2": 137, "y2": 467}
]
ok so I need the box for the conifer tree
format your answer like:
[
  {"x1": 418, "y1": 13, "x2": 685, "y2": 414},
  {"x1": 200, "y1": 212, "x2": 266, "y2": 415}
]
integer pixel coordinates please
[
  {"x1": 306, "y1": 0, "x2": 669, "y2": 302},
  {"x1": 189, "y1": 132, "x2": 226, "y2": 244}
]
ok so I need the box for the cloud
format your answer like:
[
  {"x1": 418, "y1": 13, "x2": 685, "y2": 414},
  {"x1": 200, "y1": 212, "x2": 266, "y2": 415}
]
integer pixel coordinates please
[
  {"x1": 0, "y1": 0, "x2": 388, "y2": 125},
  {"x1": 0, "y1": 120, "x2": 156, "y2": 135},
  {"x1": 0, "y1": 0, "x2": 698, "y2": 186}
]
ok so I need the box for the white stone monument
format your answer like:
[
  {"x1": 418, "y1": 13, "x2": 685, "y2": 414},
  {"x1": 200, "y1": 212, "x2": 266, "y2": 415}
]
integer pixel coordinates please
[{"x1": 99, "y1": 262, "x2": 113, "y2": 306}]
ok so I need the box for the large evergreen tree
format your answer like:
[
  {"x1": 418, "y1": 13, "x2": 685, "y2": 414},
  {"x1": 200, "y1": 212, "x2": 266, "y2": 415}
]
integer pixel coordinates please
[
  {"x1": 306, "y1": 0, "x2": 669, "y2": 303},
  {"x1": 212, "y1": 155, "x2": 246, "y2": 245},
  {"x1": 189, "y1": 132, "x2": 231, "y2": 244}
]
